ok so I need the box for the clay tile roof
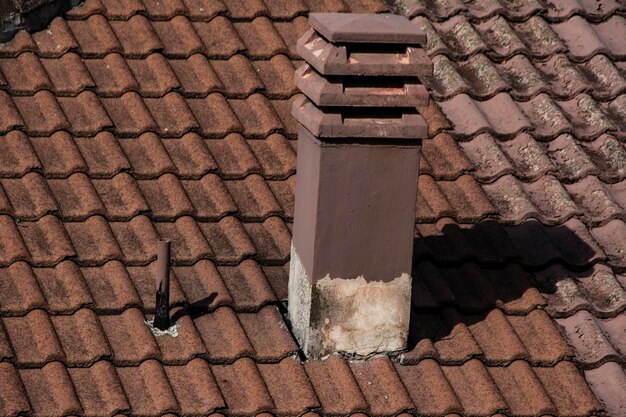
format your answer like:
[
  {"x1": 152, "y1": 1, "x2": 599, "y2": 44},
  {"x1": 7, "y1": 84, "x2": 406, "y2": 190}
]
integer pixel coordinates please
[{"x1": 0, "y1": 0, "x2": 625, "y2": 416}]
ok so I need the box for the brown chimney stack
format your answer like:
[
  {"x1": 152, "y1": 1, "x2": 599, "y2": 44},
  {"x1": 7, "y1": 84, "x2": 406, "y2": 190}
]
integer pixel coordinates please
[{"x1": 290, "y1": 13, "x2": 431, "y2": 358}]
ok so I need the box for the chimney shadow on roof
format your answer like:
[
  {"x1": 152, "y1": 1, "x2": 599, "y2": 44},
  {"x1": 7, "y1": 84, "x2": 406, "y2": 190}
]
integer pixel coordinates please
[
  {"x1": 171, "y1": 292, "x2": 218, "y2": 323},
  {"x1": 405, "y1": 219, "x2": 600, "y2": 357}
]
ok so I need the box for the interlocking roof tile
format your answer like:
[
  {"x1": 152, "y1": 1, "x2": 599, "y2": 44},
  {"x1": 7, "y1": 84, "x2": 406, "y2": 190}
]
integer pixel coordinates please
[
  {"x1": 99, "y1": 0, "x2": 145, "y2": 19},
  {"x1": 225, "y1": 174, "x2": 283, "y2": 221},
  {"x1": 0, "y1": 131, "x2": 40, "y2": 177},
  {"x1": 584, "y1": 361, "x2": 626, "y2": 417},
  {"x1": 0, "y1": 262, "x2": 46, "y2": 314},
  {"x1": 205, "y1": 134, "x2": 261, "y2": 178},
  {"x1": 110, "y1": 15, "x2": 163, "y2": 58},
  {"x1": 127, "y1": 54, "x2": 179, "y2": 98},
  {"x1": 211, "y1": 358, "x2": 274, "y2": 415},
  {"x1": 145, "y1": 93, "x2": 199, "y2": 137},
  {"x1": 29, "y1": 132, "x2": 86, "y2": 177},
  {"x1": 138, "y1": 174, "x2": 195, "y2": 220},
  {"x1": 80, "y1": 261, "x2": 142, "y2": 313},
  {"x1": 18, "y1": 362, "x2": 82, "y2": 417},
  {"x1": 116, "y1": 360, "x2": 179, "y2": 417},
  {"x1": 13, "y1": 91, "x2": 69, "y2": 135},
  {"x1": 0, "y1": 52, "x2": 51, "y2": 95},
  {"x1": 64, "y1": 216, "x2": 121, "y2": 265},
  {"x1": 211, "y1": 54, "x2": 263, "y2": 98},
  {"x1": 258, "y1": 357, "x2": 320, "y2": 415},
  {"x1": 155, "y1": 216, "x2": 212, "y2": 264},
  {"x1": 3, "y1": 309, "x2": 64, "y2": 366},
  {"x1": 218, "y1": 259, "x2": 277, "y2": 309},
  {"x1": 249, "y1": 135, "x2": 296, "y2": 180},
  {"x1": 173, "y1": 259, "x2": 234, "y2": 308},
  {"x1": 51, "y1": 308, "x2": 110, "y2": 365},
  {"x1": 152, "y1": 16, "x2": 205, "y2": 59},
  {"x1": 99, "y1": 308, "x2": 159, "y2": 364},
  {"x1": 32, "y1": 261, "x2": 93, "y2": 313},
  {"x1": 168, "y1": 54, "x2": 222, "y2": 97},
  {"x1": 187, "y1": 94, "x2": 242, "y2": 136},
  {"x1": 68, "y1": 14, "x2": 122, "y2": 58},
  {"x1": 118, "y1": 134, "x2": 175, "y2": 178},
  {"x1": 162, "y1": 133, "x2": 217, "y2": 178},
  {"x1": 109, "y1": 216, "x2": 159, "y2": 264},
  {"x1": 151, "y1": 308, "x2": 206, "y2": 363},
  {"x1": 194, "y1": 17, "x2": 245, "y2": 59},
  {"x1": 126, "y1": 262, "x2": 185, "y2": 310},
  {"x1": 92, "y1": 173, "x2": 149, "y2": 219},
  {"x1": 101, "y1": 93, "x2": 157, "y2": 137},
  {"x1": 31, "y1": 18, "x2": 77, "y2": 58},
  {"x1": 238, "y1": 305, "x2": 298, "y2": 360},
  {"x1": 0, "y1": 362, "x2": 30, "y2": 416},
  {"x1": 193, "y1": 306, "x2": 254, "y2": 361},
  {"x1": 68, "y1": 361, "x2": 130, "y2": 417},
  {"x1": 1, "y1": 172, "x2": 57, "y2": 220},
  {"x1": 163, "y1": 358, "x2": 225, "y2": 415},
  {"x1": 182, "y1": 174, "x2": 236, "y2": 220},
  {"x1": 84, "y1": 54, "x2": 138, "y2": 97},
  {"x1": 181, "y1": 0, "x2": 227, "y2": 21},
  {"x1": 41, "y1": 53, "x2": 94, "y2": 96}
]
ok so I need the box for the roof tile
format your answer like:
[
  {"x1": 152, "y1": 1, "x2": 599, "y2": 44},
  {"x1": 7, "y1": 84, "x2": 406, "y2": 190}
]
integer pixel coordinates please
[
  {"x1": 154, "y1": 217, "x2": 212, "y2": 264},
  {"x1": 164, "y1": 358, "x2": 225, "y2": 415},
  {"x1": 143, "y1": 0, "x2": 187, "y2": 19},
  {"x1": 116, "y1": 360, "x2": 180, "y2": 416},
  {"x1": 244, "y1": 217, "x2": 291, "y2": 263},
  {"x1": 68, "y1": 14, "x2": 122, "y2": 57},
  {"x1": 264, "y1": 0, "x2": 307, "y2": 19},
  {"x1": 109, "y1": 215, "x2": 159, "y2": 264},
  {"x1": 221, "y1": 0, "x2": 267, "y2": 18},
  {"x1": 258, "y1": 357, "x2": 320, "y2": 415},
  {"x1": 169, "y1": 54, "x2": 222, "y2": 97},
  {"x1": 68, "y1": 361, "x2": 130, "y2": 417},
  {"x1": 41, "y1": 52, "x2": 94, "y2": 96},
  {"x1": 182, "y1": 174, "x2": 236, "y2": 220},
  {"x1": 250, "y1": 135, "x2": 296, "y2": 179},
  {"x1": 152, "y1": 16, "x2": 205, "y2": 58},
  {"x1": 13, "y1": 91, "x2": 70, "y2": 135},
  {"x1": 152, "y1": 307, "x2": 206, "y2": 363},
  {"x1": 584, "y1": 361, "x2": 626, "y2": 417},
  {"x1": 51, "y1": 308, "x2": 110, "y2": 365},
  {"x1": 1, "y1": 172, "x2": 57, "y2": 220},
  {"x1": 273, "y1": 16, "x2": 310, "y2": 59},
  {"x1": 238, "y1": 305, "x2": 297, "y2": 360},
  {"x1": 211, "y1": 358, "x2": 274, "y2": 414},
  {"x1": 145, "y1": 93, "x2": 199, "y2": 137},
  {"x1": 305, "y1": 355, "x2": 368, "y2": 415},
  {"x1": 0, "y1": 52, "x2": 51, "y2": 94},
  {"x1": 211, "y1": 54, "x2": 263, "y2": 98},
  {"x1": 466, "y1": 309, "x2": 527, "y2": 363},
  {"x1": 0, "y1": 262, "x2": 46, "y2": 314},
  {"x1": 235, "y1": 17, "x2": 288, "y2": 59},
  {"x1": 181, "y1": 0, "x2": 227, "y2": 20},
  {"x1": 225, "y1": 174, "x2": 283, "y2": 221},
  {"x1": 173, "y1": 260, "x2": 234, "y2": 308},
  {"x1": 127, "y1": 54, "x2": 179, "y2": 97},
  {"x1": 253, "y1": 54, "x2": 298, "y2": 99},
  {"x1": 138, "y1": 174, "x2": 194, "y2": 220},
  {"x1": 193, "y1": 17, "x2": 245, "y2": 58},
  {"x1": 93, "y1": 173, "x2": 149, "y2": 219},
  {"x1": 99, "y1": 308, "x2": 159, "y2": 364},
  {"x1": 218, "y1": 259, "x2": 277, "y2": 309},
  {"x1": 101, "y1": 93, "x2": 157, "y2": 137},
  {"x1": 64, "y1": 0, "x2": 105, "y2": 18},
  {"x1": 99, "y1": 0, "x2": 145, "y2": 19},
  {"x1": 0, "y1": 362, "x2": 30, "y2": 416},
  {"x1": 19, "y1": 215, "x2": 75, "y2": 266},
  {"x1": 126, "y1": 262, "x2": 185, "y2": 310},
  {"x1": 75, "y1": 133, "x2": 129, "y2": 178},
  {"x1": 0, "y1": 215, "x2": 30, "y2": 266},
  {"x1": 110, "y1": 15, "x2": 163, "y2": 57},
  {"x1": 187, "y1": 94, "x2": 242, "y2": 136},
  {"x1": 30, "y1": 132, "x2": 86, "y2": 177},
  {"x1": 3, "y1": 309, "x2": 64, "y2": 365},
  {"x1": 84, "y1": 53, "x2": 138, "y2": 97},
  {"x1": 200, "y1": 216, "x2": 256, "y2": 264},
  {"x1": 0, "y1": 91, "x2": 24, "y2": 133},
  {"x1": 552, "y1": 15, "x2": 626, "y2": 61},
  {"x1": 591, "y1": 219, "x2": 626, "y2": 267},
  {"x1": 118, "y1": 134, "x2": 175, "y2": 178},
  {"x1": 420, "y1": 133, "x2": 472, "y2": 180},
  {"x1": 32, "y1": 18, "x2": 78, "y2": 58},
  {"x1": 193, "y1": 306, "x2": 254, "y2": 361},
  {"x1": 32, "y1": 261, "x2": 93, "y2": 313},
  {"x1": 64, "y1": 216, "x2": 122, "y2": 265},
  {"x1": 0, "y1": 131, "x2": 40, "y2": 177},
  {"x1": 19, "y1": 362, "x2": 82, "y2": 417},
  {"x1": 261, "y1": 263, "x2": 289, "y2": 300},
  {"x1": 162, "y1": 134, "x2": 217, "y2": 178},
  {"x1": 229, "y1": 94, "x2": 284, "y2": 137},
  {"x1": 508, "y1": 310, "x2": 572, "y2": 364},
  {"x1": 48, "y1": 173, "x2": 105, "y2": 220},
  {"x1": 80, "y1": 261, "x2": 142, "y2": 312},
  {"x1": 205, "y1": 134, "x2": 261, "y2": 178}
]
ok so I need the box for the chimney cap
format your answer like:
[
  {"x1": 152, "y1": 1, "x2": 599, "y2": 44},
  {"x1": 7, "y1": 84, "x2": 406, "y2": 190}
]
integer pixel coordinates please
[{"x1": 308, "y1": 13, "x2": 426, "y2": 44}]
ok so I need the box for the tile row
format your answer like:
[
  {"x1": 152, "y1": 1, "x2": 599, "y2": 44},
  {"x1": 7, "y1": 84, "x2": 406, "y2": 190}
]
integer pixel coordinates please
[
  {"x1": 0, "y1": 13, "x2": 312, "y2": 60},
  {"x1": 429, "y1": 53, "x2": 626, "y2": 101},
  {"x1": 0, "y1": 356, "x2": 601, "y2": 417},
  {"x1": 0, "y1": 214, "x2": 292, "y2": 267},
  {"x1": 406, "y1": 0, "x2": 626, "y2": 23},
  {"x1": 0, "y1": 51, "x2": 300, "y2": 99},
  {"x1": 437, "y1": 92, "x2": 626, "y2": 140},
  {"x1": 415, "y1": 14, "x2": 626, "y2": 62},
  {"x1": 414, "y1": 217, "x2": 626, "y2": 268},
  {"x1": 0, "y1": 90, "x2": 297, "y2": 138},
  {"x1": 0, "y1": 259, "x2": 285, "y2": 315}
]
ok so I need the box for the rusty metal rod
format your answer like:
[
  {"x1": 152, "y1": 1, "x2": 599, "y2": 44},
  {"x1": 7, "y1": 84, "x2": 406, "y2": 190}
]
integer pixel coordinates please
[{"x1": 154, "y1": 239, "x2": 171, "y2": 330}]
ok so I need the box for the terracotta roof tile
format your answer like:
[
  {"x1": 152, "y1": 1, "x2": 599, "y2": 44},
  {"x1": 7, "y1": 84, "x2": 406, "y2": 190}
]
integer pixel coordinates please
[
  {"x1": 144, "y1": 0, "x2": 187, "y2": 19},
  {"x1": 261, "y1": 263, "x2": 289, "y2": 300},
  {"x1": 1, "y1": 173, "x2": 57, "y2": 220},
  {"x1": 92, "y1": 174, "x2": 149, "y2": 219},
  {"x1": 74, "y1": 133, "x2": 129, "y2": 178},
  {"x1": 68, "y1": 361, "x2": 129, "y2": 417},
  {"x1": 162, "y1": 134, "x2": 217, "y2": 178},
  {"x1": 14, "y1": 91, "x2": 70, "y2": 135},
  {"x1": 145, "y1": 93, "x2": 199, "y2": 137},
  {"x1": 0, "y1": 262, "x2": 46, "y2": 314},
  {"x1": 238, "y1": 305, "x2": 297, "y2": 360},
  {"x1": 305, "y1": 355, "x2": 368, "y2": 415},
  {"x1": 110, "y1": 15, "x2": 162, "y2": 58},
  {"x1": 181, "y1": 0, "x2": 227, "y2": 20},
  {"x1": 535, "y1": 361, "x2": 601, "y2": 416},
  {"x1": 84, "y1": 54, "x2": 138, "y2": 97},
  {"x1": 0, "y1": 31, "x2": 35, "y2": 58},
  {"x1": 126, "y1": 262, "x2": 186, "y2": 310},
  {"x1": 235, "y1": 18, "x2": 288, "y2": 59},
  {"x1": 19, "y1": 362, "x2": 82, "y2": 417},
  {"x1": 350, "y1": 357, "x2": 413, "y2": 416},
  {"x1": 193, "y1": 306, "x2": 254, "y2": 361},
  {"x1": 205, "y1": 134, "x2": 261, "y2": 178},
  {"x1": 64, "y1": 216, "x2": 122, "y2": 265},
  {"x1": 466, "y1": 309, "x2": 527, "y2": 363},
  {"x1": 252, "y1": 55, "x2": 297, "y2": 99},
  {"x1": 187, "y1": 94, "x2": 242, "y2": 136},
  {"x1": 0, "y1": 362, "x2": 30, "y2": 416},
  {"x1": 508, "y1": 310, "x2": 573, "y2": 364},
  {"x1": 164, "y1": 358, "x2": 225, "y2": 415},
  {"x1": 138, "y1": 174, "x2": 194, "y2": 220},
  {"x1": 211, "y1": 358, "x2": 274, "y2": 414},
  {"x1": 99, "y1": 308, "x2": 159, "y2": 364},
  {"x1": 200, "y1": 216, "x2": 255, "y2": 264},
  {"x1": 41, "y1": 53, "x2": 94, "y2": 96},
  {"x1": 420, "y1": 133, "x2": 472, "y2": 180},
  {"x1": 211, "y1": 54, "x2": 263, "y2": 98},
  {"x1": 109, "y1": 216, "x2": 159, "y2": 264},
  {"x1": 0, "y1": 52, "x2": 51, "y2": 94},
  {"x1": 174, "y1": 260, "x2": 234, "y2": 308},
  {"x1": 591, "y1": 219, "x2": 626, "y2": 267},
  {"x1": 0, "y1": 131, "x2": 40, "y2": 177},
  {"x1": 47, "y1": 173, "x2": 104, "y2": 220},
  {"x1": 182, "y1": 174, "x2": 236, "y2": 220},
  {"x1": 65, "y1": 0, "x2": 105, "y2": 18},
  {"x1": 0, "y1": 320, "x2": 11, "y2": 361},
  {"x1": 552, "y1": 15, "x2": 626, "y2": 61},
  {"x1": 152, "y1": 308, "x2": 206, "y2": 363},
  {"x1": 168, "y1": 54, "x2": 222, "y2": 97},
  {"x1": 258, "y1": 357, "x2": 319, "y2": 415},
  {"x1": 0, "y1": 91, "x2": 24, "y2": 133},
  {"x1": 225, "y1": 175, "x2": 283, "y2": 221},
  {"x1": 249, "y1": 135, "x2": 296, "y2": 179},
  {"x1": 127, "y1": 54, "x2": 179, "y2": 97},
  {"x1": 51, "y1": 308, "x2": 110, "y2": 365},
  {"x1": 304, "y1": 0, "x2": 349, "y2": 13},
  {"x1": 218, "y1": 259, "x2": 277, "y2": 309},
  {"x1": 3, "y1": 309, "x2": 64, "y2": 365},
  {"x1": 68, "y1": 14, "x2": 122, "y2": 58},
  {"x1": 99, "y1": 0, "x2": 144, "y2": 19},
  {"x1": 193, "y1": 17, "x2": 245, "y2": 58},
  {"x1": 265, "y1": 0, "x2": 307, "y2": 19},
  {"x1": 32, "y1": 261, "x2": 93, "y2": 313},
  {"x1": 80, "y1": 261, "x2": 142, "y2": 312},
  {"x1": 244, "y1": 217, "x2": 291, "y2": 263},
  {"x1": 229, "y1": 94, "x2": 284, "y2": 137},
  {"x1": 116, "y1": 360, "x2": 180, "y2": 416},
  {"x1": 152, "y1": 16, "x2": 205, "y2": 59},
  {"x1": 220, "y1": 0, "x2": 266, "y2": 19},
  {"x1": 154, "y1": 217, "x2": 212, "y2": 264},
  {"x1": 32, "y1": 18, "x2": 77, "y2": 58},
  {"x1": 584, "y1": 361, "x2": 626, "y2": 417},
  {"x1": 101, "y1": 93, "x2": 157, "y2": 137},
  {"x1": 443, "y1": 360, "x2": 507, "y2": 415},
  {"x1": 0, "y1": 215, "x2": 30, "y2": 266},
  {"x1": 19, "y1": 215, "x2": 75, "y2": 266},
  {"x1": 118, "y1": 134, "x2": 175, "y2": 178},
  {"x1": 29, "y1": 132, "x2": 85, "y2": 177}
]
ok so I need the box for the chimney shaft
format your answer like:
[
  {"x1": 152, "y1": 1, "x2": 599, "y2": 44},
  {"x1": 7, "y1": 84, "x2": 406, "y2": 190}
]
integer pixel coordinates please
[
  {"x1": 289, "y1": 13, "x2": 431, "y2": 358},
  {"x1": 154, "y1": 239, "x2": 171, "y2": 330}
]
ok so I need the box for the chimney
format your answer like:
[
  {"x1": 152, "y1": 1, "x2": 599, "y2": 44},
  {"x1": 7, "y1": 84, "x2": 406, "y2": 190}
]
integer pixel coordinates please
[{"x1": 289, "y1": 13, "x2": 431, "y2": 359}]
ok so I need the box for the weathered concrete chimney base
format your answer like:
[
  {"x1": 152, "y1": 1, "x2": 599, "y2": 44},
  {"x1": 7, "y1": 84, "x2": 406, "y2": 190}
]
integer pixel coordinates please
[{"x1": 289, "y1": 246, "x2": 411, "y2": 359}]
